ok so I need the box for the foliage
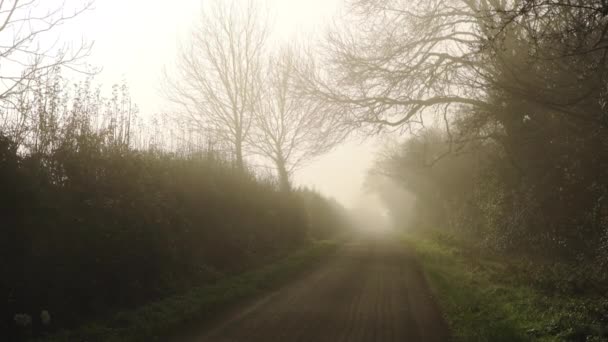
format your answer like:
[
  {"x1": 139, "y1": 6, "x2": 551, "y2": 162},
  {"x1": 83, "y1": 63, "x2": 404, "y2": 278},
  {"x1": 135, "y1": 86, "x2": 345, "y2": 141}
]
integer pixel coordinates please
[
  {"x1": 325, "y1": 0, "x2": 608, "y2": 260},
  {"x1": 372, "y1": 117, "x2": 608, "y2": 260},
  {"x1": 298, "y1": 189, "x2": 351, "y2": 240},
  {"x1": 404, "y1": 233, "x2": 608, "y2": 342},
  {"x1": 33, "y1": 241, "x2": 338, "y2": 342},
  {"x1": 0, "y1": 71, "x2": 348, "y2": 340}
]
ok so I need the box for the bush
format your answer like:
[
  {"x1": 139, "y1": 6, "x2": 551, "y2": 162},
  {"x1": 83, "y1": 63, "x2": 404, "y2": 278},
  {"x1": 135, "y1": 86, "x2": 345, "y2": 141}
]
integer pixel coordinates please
[{"x1": 0, "y1": 75, "x2": 349, "y2": 340}]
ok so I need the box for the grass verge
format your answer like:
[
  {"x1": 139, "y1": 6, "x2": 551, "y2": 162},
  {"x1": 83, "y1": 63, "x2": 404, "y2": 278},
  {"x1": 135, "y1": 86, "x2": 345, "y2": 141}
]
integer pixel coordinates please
[
  {"x1": 35, "y1": 240, "x2": 338, "y2": 342},
  {"x1": 403, "y1": 234, "x2": 608, "y2": 342}
]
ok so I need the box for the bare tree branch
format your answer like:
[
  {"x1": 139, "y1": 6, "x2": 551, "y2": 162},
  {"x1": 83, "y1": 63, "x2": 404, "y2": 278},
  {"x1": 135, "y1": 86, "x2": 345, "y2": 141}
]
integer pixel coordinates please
[
  {"x1": 163, "y1": 0, "x2": 268, "y2": 171},
  {"x1": 248, "y1": 46, "x2": 347, "y2": 191},
  {"x1": 0, "y1": 0, "x2": 94, "y2": 138}
]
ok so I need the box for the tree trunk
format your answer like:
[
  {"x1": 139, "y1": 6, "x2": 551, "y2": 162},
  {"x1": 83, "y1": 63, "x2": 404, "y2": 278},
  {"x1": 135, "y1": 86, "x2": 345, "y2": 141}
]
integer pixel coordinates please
[
  {"x1": 235, "y1": 139, "x2": 244, "y2": 172},
  {"x1": 276, "y1": 158, "x2": 291, "y2": 192}
]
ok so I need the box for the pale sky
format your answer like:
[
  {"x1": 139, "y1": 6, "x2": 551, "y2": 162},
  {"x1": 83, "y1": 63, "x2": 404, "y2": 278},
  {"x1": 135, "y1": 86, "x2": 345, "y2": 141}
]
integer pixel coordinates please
[{"x1": 61, "y1": 0, "x2": 378, "y2": 207}]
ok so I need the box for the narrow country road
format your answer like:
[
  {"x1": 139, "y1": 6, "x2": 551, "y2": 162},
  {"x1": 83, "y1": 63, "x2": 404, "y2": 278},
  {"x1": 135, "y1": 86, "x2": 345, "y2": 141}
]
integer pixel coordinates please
[{"x1": 183, "y1": 233, "x2": 450, "y2": 342}]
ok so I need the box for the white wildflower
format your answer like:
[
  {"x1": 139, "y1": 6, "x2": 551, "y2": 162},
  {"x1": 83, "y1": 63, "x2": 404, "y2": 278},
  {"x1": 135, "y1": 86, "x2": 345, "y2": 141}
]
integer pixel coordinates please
[
  {"x1": 41, "y1": 310, "x2": 51, "y2": 325},
  {"x1": 523, "y1": 114, "x2": 531, "y2": 123},
  {"x1": 14, "y1": 313, "x2": 32, "y2": 327}
]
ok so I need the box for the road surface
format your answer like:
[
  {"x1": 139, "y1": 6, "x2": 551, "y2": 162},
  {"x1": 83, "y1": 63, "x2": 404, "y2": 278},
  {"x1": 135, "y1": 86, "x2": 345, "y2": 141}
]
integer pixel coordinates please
[{"x1": 182, "y1": 234, "x2": 450, "y2": 342}]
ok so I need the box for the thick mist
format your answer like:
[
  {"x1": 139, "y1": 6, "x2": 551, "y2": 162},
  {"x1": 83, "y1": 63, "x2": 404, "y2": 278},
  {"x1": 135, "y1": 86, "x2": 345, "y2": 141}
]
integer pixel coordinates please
[
  {"x1": 61, "y1": 0, "x2": 362, "y2": 207},
  {"x1": 4, "y1": 0, "x2": 608, "y2": 341}
]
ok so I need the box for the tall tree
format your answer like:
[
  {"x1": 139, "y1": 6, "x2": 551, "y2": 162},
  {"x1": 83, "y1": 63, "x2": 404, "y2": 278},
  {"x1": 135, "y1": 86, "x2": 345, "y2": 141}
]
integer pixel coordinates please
[
  {"x1": 250, "y1": 48, "x2": 344, "y2": 191},
  {"x1": 164, "y1": 0, "x2": 268, "y2": 171},
  {"x1": 299, "y1": 0, "x2": 606, "y2": 136},
  {"x1": 311, "y1": 0, "x2": 608, "y2": 253}
]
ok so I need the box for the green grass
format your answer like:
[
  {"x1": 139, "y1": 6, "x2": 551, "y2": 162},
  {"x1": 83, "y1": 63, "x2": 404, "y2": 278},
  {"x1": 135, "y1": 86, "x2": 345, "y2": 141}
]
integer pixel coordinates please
[
  {"x1": 35, "y1": 241, "x2": 339, "y2": 342},
  {"x1": 403, "y1": 234, "x2": 608, "y2": 342}
]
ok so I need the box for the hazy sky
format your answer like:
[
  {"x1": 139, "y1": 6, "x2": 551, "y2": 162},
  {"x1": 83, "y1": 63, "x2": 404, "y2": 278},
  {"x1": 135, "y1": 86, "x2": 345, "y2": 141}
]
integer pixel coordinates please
[{"x1": 63, "y1": 0, "x2": 378, "y2": 207}]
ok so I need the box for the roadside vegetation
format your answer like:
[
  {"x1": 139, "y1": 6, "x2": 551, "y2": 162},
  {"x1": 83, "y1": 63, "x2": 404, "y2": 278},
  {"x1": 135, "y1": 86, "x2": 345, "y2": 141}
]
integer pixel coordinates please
[
  {"x1": 404, "y1": 232, "x2": 608, "y2": 342},
  {"x1": 340, "y1": 1, "x2": 608, "y2": 340},
  {"x1": 4, "y1": 0, "x2": 608, "y2": 340},
  {"x1": 0, "y1": 75, "x2": 349, "y2": 340},
  {"x1": 1, "y1": 0, "x2": 352, "y2": 340},
  {"x1": 32, "y1": 241, "x2": 338, "y2": 342}
]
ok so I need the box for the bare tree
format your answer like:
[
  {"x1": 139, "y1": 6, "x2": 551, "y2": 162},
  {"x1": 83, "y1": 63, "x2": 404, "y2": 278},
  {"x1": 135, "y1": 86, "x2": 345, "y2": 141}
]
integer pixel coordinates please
[
  {"x1": 249, "y1": 47, "x2": 345, "y2": 192},
  {"x1": 299, "y1": 0, "x2": 606, "y2": 138},
  {"x1": 293, "y1": 0, "x2": 493, "y2": 147},
  {"x1": 0, "y1": 0, "x2": 94, "y2": 139},
  {"x1": 164, "y1": 0, "x2": 268, "y2": 171},
  {"x1": 492, "y1": 0, "x2": 608, "y2": 56}
]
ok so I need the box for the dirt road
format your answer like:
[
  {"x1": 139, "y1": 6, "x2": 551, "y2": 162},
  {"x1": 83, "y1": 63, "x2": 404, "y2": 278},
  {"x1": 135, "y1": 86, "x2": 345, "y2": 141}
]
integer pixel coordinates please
[{"x1": 185, "y1": 234, "x2": 450, "y2": 342}]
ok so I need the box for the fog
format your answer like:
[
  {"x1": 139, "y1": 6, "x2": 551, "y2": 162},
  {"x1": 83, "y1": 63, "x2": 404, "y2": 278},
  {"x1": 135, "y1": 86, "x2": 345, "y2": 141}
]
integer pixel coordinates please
[
  {"x1": 59, "y1": 0, "x2": 373, "y2": 207},
  {"x1": 4, "y1": 1, "x2": 608, "y2": 340}
]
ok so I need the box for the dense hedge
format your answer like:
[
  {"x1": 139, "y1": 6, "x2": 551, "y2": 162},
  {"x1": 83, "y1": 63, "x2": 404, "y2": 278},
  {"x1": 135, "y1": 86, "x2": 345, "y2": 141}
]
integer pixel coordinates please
[{"x1": 1, "y1": 132, "x2": 346, "y2": 340}]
